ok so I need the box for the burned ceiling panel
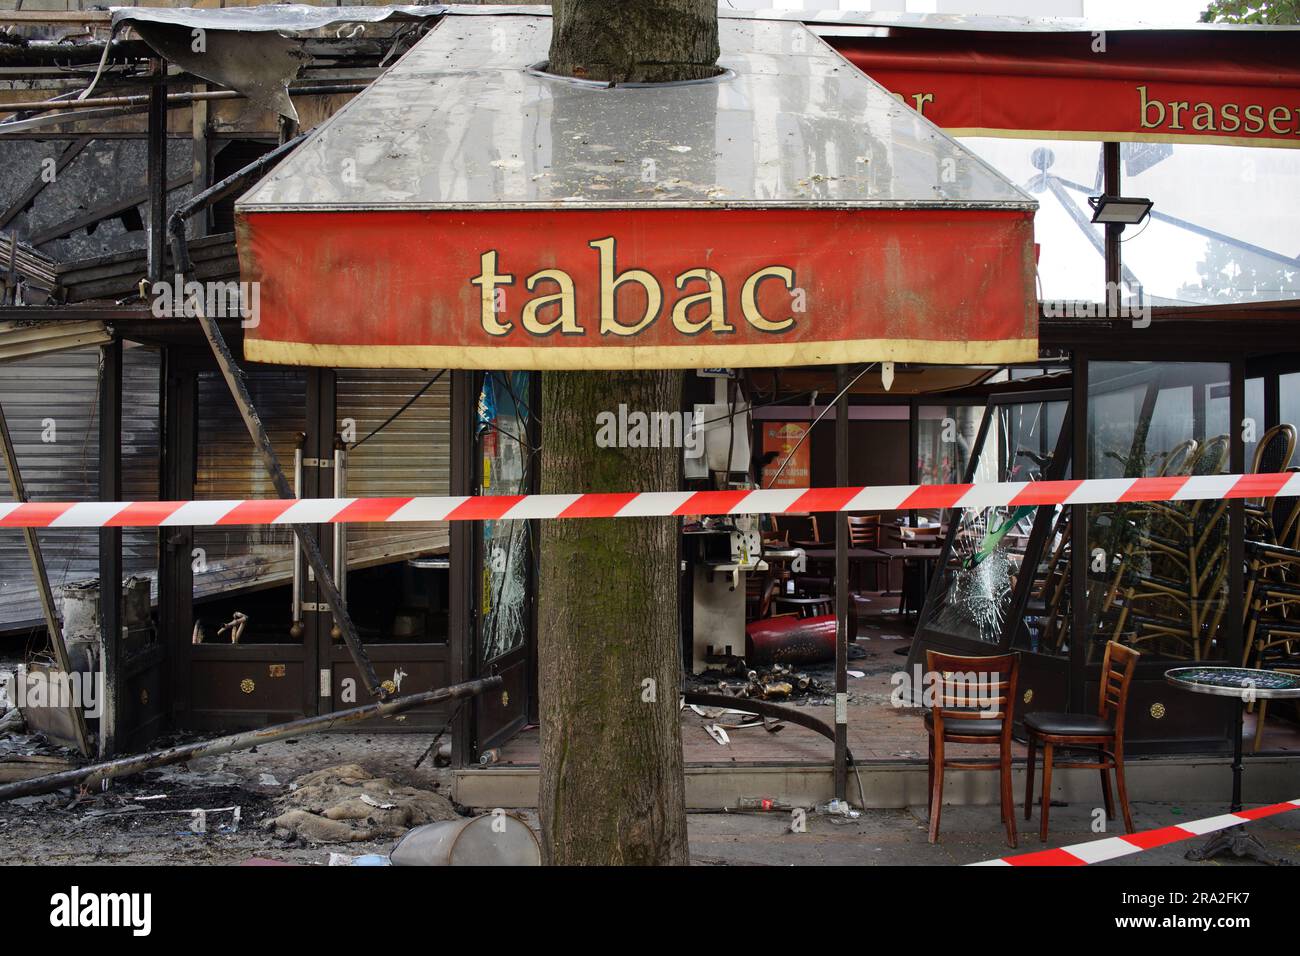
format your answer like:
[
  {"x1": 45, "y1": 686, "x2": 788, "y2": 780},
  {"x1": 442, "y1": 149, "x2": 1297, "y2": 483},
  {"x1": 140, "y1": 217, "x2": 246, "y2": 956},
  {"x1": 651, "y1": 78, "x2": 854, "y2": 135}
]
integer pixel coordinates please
[{"x1": 110, "y1": 4, "x2": 448, "y2": 121}]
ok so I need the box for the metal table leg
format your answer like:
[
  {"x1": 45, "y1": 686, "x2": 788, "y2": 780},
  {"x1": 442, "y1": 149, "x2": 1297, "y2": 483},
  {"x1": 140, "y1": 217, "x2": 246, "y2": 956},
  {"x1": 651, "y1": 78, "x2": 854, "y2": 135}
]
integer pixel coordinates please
[{"x1": 1185, "y1": 698, "x2": 1292, "y2": 865}]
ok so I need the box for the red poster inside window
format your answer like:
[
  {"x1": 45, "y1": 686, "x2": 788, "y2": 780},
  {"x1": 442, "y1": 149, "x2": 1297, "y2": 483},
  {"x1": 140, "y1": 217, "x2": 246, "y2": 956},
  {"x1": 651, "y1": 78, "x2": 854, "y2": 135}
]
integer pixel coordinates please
[{"x1": 762, "y1": 422, "x2": 811, "y2": 490}]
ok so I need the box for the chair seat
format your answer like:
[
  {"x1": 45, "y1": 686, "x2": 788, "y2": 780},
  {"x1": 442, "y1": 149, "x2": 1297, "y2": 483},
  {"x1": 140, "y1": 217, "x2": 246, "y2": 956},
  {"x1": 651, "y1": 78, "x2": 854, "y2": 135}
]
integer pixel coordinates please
[
  {"x1": 1025, "y1": 711, "x2": 1114, "y2": 737},
  {"x1": 924, "y1": 709, "x2": 1005, "y2": 737}
]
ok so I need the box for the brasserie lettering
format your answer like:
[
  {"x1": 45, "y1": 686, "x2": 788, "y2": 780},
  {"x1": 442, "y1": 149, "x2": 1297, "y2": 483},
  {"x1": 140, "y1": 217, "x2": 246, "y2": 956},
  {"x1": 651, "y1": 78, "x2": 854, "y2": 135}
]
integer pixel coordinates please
[
  {"x1": 1138, "y1": 84, "x2": 1300, "y2": 136},
  {"x1": 472, "y1": 236, "x2": 797, "y2": 338}
]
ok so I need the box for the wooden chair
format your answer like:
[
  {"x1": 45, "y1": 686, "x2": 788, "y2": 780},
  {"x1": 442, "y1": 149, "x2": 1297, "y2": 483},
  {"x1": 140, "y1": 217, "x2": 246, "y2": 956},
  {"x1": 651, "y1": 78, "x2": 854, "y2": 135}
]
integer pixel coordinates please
[
  {"x1": 1023, "y1": 640, "x2": 1139, "y2": 841},
  {"x1": 1242, "y1": 468, "x2": 1300, "y2": 644},
  {"x1": 746, "y1": 573, "x2": 798, "y2": 622},
  {"x1": 924, "y1": 650, "x2": 1020, "y2": 848},
  {"x1": 846, "y1": 514, "x2": 889, "y2": 591},
  {"x1": 1243, "y1": 620, "x2": 1300, "y2": 752},
  {"x1": 846, "y1": 513, "x2": 881, "y2": 547},
  {"x1": 772, "y1": 512, "x2": 821, "y2": 547}
]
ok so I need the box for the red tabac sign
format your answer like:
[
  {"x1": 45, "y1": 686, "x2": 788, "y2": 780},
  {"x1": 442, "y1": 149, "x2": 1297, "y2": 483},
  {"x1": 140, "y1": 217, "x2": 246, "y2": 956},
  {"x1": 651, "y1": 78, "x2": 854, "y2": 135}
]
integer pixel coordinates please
[{"x1": 237, "y1": 207, "x2": 1036, "y2": 370}]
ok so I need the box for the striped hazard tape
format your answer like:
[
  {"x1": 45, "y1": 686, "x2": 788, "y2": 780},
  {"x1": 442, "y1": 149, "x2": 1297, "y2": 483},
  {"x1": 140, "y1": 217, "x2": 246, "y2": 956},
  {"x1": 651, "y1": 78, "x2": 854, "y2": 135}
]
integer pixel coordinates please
[
  {"x1": 968, "y1": 798, "x2": 1300, "y2": 866},
  {"x1": 1, "y1": 471, "x2": 1298, "y2": 529}
]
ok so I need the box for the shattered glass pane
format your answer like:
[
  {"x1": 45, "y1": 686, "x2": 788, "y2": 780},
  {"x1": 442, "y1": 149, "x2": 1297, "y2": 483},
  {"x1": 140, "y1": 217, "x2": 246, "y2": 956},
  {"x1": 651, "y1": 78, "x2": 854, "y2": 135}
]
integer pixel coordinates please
[
  {"x1": 478, "y1": 372, "x2": 533, "y2": 664},
  {"x1": 931, "y1": 509, "x2": 1020, "y2": 644},
  {"x1": 918, "y1": 399, "x2": 1066, "y2": 646}
]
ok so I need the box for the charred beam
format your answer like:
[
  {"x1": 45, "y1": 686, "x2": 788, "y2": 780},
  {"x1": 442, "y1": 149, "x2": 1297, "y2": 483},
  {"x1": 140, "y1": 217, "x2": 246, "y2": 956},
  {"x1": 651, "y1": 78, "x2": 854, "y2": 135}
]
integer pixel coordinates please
[
  {"x1": 0, "y1": 676, "x2": 503, "y2": 803},
  {"x1": 28, "y1": 174, "x2": 192, "y2": 247},
  {"x1": 146, "y1": 58, "x2": 166, "y2": 282},
  {"x1": 167, "y1": 133, "x2": 385, "y2": 700}
]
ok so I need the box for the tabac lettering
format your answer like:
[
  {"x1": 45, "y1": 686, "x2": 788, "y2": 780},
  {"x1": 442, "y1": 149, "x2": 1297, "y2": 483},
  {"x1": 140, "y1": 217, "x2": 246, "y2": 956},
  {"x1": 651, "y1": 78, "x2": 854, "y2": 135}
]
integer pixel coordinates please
[{"x1": 472, "y1": 238, "x2": 798, "y2": 339}]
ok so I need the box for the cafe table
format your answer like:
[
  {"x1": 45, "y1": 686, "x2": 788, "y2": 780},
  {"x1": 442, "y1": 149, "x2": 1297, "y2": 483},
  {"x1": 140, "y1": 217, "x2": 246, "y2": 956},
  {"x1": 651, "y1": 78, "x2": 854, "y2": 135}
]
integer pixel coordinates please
[
  {"x1": 1164, "y1": 665, "x2": 1300, "y2": 865},
  {"x1": 874, "y1": 546, "x2": 944, "y2": 618}
]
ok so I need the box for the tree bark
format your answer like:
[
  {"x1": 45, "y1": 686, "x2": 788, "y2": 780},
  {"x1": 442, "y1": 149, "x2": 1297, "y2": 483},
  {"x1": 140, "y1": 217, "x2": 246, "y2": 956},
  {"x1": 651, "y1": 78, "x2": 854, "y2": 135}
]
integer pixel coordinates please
[
  {"x1": 549, "y1": 0, "x2": 720, "y2": 84},
  {"x1": 538, "y1": 0, "x2": 718, "y2": 869},
  {"x1": 538, "y1": 371, "x2": 688, "y2": 865}
]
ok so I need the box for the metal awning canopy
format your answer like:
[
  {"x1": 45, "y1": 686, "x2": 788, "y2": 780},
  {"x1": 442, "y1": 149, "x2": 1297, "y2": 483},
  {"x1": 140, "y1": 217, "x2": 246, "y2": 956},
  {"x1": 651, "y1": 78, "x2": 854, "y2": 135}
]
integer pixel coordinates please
[{"x1": 236, "y1": 10, "x2": 1038, "y2": 371}]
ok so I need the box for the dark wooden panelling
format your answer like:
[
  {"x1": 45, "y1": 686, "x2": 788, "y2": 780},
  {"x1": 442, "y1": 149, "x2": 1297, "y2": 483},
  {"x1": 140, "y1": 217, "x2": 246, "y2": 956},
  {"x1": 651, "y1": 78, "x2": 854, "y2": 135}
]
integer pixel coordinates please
[
  {"x1": 476, "y1": 655, "x2": 528, "y2": 751},
  {"x1": 1014, "y1": 654, "x2": 1071, "y2": 728},
  {"x1": 1088, "y1": 678, "x2": 1234, "y2": 756},
  {"x1": 116, "y1": 645, "x2": 167, "y2": 753},
  {"x1": 187, "y1": 658, "x2": 306, "y2": 728},
  {"x1": 330, "y1": 655, "x2": 450, "y2": 731}
]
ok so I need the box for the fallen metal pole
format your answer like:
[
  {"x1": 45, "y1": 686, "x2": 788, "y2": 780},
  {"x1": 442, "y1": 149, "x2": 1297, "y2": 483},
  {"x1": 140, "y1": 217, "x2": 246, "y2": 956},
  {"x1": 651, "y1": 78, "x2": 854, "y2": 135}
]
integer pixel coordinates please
[
  {"x1": 683, "y1": 692, "x2": 844, "y2": 750},
  {"x1": 0, "y1": 676, "x2": 502, "y2": 803},
  {"x1": 166, "y1": 134, "x2": 384, "y2": 700}
]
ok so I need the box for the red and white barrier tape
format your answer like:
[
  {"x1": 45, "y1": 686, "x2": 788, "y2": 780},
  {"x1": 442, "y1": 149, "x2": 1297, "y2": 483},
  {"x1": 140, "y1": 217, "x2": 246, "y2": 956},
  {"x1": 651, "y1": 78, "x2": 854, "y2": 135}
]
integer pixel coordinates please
[
  {"x1": 1, "y1": 472, "x2": 1297, "y2": 529},
  {"x1": 969, "y1": 798, "x2": 1300, "y2": 866}
]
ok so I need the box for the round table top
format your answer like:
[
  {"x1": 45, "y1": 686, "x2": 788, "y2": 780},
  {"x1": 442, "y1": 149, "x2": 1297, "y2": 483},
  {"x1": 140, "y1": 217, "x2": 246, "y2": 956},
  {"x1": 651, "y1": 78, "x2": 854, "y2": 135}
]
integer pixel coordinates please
[
  {"x1": 763, "y1": 548, "x2": 803, "y2": 560},
  {"x1": 774, "y1": 594, "x2": 832, "y2": 604},
  {"x1": 1164, "y1": 666, "x2": 1300, "y2": 700}
]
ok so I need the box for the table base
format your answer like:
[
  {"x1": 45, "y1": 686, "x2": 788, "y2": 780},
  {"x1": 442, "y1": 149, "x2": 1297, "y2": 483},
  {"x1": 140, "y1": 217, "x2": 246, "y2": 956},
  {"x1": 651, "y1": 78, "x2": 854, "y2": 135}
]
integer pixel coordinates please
[{"x1": 1184, "y1": 824, "x2": 1292, "y2": 866}]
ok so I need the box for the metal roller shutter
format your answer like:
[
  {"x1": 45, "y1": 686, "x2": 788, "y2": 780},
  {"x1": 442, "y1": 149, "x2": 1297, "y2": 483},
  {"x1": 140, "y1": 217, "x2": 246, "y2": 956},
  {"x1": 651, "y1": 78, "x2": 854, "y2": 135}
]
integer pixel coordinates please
[
  {"x1": 0, "y1": 344, "x2": 160, "y2": 633},
  {"x1": 336, "y1": 369, "x2": 450, "y2": 569}
]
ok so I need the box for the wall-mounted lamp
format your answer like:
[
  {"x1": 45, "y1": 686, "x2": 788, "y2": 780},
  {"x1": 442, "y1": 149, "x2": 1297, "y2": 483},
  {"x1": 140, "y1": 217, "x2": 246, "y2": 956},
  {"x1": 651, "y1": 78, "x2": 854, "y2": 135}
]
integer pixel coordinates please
[{"x1": 1088, "y1": 194, "x2": 1153, "y2": 226}]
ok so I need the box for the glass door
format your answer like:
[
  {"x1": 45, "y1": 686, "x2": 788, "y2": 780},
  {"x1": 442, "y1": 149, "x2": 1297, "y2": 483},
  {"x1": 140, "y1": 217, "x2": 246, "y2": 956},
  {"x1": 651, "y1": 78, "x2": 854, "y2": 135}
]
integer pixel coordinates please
[
  {"x1": 905, "y1": 389, "x2": 1073, "y2": 715},
  {"x1": 912, "y1": 391, "x2": 1070, "y2": 647}
]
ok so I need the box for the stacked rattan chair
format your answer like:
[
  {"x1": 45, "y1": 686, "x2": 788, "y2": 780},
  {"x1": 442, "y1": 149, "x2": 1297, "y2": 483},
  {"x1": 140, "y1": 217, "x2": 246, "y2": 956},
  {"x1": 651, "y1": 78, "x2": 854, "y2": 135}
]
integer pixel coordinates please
[
  {"x1": 1241, "y1": 425, "x2": 1300, "y2": 751},
  {"x1": 1101, "y1": 436, "x2": 1231, "y2": 661}
]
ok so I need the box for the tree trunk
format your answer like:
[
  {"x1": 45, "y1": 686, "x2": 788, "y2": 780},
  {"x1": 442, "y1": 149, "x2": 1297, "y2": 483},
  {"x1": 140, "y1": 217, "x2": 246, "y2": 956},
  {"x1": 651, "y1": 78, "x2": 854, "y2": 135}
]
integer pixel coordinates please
[
  {"x1": 549, "y1": 0, "x2": 720, "y2": 84},
  {"x1": 539, "y1": 0, "x2": 718, "y2": 868},
  {"x1": 538, "y1": 371, "x2": 687, "y2": 865}
]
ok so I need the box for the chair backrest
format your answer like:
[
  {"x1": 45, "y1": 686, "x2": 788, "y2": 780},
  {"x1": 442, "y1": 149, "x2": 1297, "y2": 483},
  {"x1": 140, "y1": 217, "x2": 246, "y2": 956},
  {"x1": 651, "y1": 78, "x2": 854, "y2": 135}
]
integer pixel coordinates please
[
  {"x1": 773, "y1": 512, "x2": 820, "y2": 543},
  {"x1": 1097, "y1": 641, "x2": 1140, "y2": 738},
  {"x1": 1253, "y1": 423, "x2": 1298, "y2": 477},
  {"x1": 847, "y1": 514, "x2": 880, "y2": 547},
  {"x1": 925, "y1": 650, "x2": 1019, "y2": 742},
  {"x1": 1190, "y1": 434, "x2": 1230, "y2": 476},
  {"x1": 1159, "y1": 439, "x2": 1198, "y2": 477},
  {"x1": 758, "y1": 576, "x2": 783, "y2": 618},
  {"x1": 1274, "y1": 469, "x2": 1300, "y2": 548},
  {"x1": 762, "y1": 528, "x2": 790, "y2": 547}
]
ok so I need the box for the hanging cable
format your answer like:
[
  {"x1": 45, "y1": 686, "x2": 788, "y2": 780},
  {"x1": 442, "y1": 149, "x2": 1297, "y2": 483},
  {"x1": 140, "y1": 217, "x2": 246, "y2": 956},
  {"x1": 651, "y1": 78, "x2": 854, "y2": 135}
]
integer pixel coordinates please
[
  {"x1": 765, "y1": 363, "x2": 875, "y2": 488},
  {"x1": 348, "y1": 369, "x2": 445, "y2": 449}
]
